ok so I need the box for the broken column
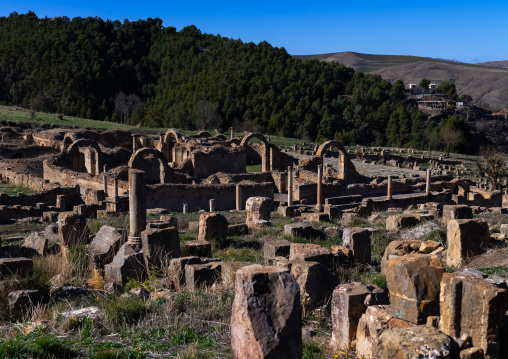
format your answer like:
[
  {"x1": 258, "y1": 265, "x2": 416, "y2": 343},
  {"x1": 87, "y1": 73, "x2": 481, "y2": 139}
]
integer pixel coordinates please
[
  {"x1": 209, "y1": 199, "x2": 215, "y2": 213},
  {"x1": 113, "y1": 177, "x2": 118, "y2": 199},
  {"x1": 288, "y1": 166, "x2": 293, "y2": 207},
  {"x1": 245, "y1": 197, "x2": 273, "y2": 228},
  {"x1": 387, "y1": 175, "x2": 392, "y2": 200},
  {"x1": 230, "y1": 127, "x2": 234, "y2": 139},
  {"x1": 426, "y1": 168, "x2": 431, "y2": 196},
  {"x1": 198, "y1": 212, "x2": 228, "y2": 247},
  {"x1": 236, "y1": 185, "x2": 242, "y2": 211},
  {"x1": 128, "y1": 169, "x2": 146, "y2": 248},
  {"x1": 446, "y1": 219, "x2": 489, "y2": 268},
  {"x1": 316, "y1": 164, "x2": 323, "y2": 211},
  {"x1": 103, "y1": 174, "x2": 108, "y2": 198},
  {"x1": 90, "y1": 225, "x2": 122, "y2": 269},
  {"x1": 231, "y1": 265, "x2": 302, "y2": 358}
]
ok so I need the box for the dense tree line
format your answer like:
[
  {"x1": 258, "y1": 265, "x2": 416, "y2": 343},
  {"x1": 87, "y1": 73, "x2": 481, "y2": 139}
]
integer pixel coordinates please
[{"x1": 0, "y1": 12, "x2": 471, "y2": 152}]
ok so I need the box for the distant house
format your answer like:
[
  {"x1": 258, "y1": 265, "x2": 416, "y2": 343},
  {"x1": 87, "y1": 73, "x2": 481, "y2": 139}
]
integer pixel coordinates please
[
  {"x1": 417, "y1": 100, "x2": 456, "y2": 109},
  {"x1": 491, "y1": 109, "x2": 508, "y2": 120}
]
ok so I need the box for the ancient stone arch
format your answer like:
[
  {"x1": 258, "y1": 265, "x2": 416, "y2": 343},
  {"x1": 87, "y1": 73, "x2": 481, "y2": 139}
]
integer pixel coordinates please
[
  {"x1": 67, "y1": 139, "x2": 102, "y2": 175},
  {"x1": 60, "y1": 132, "x2": 78, "y2": 151},
  {"x1": 128, "y1": 148, "x2": 168, "y2": 184},
  {"x1": 316, "y1": 140, "x2": 358, "y2": 183},
  {"x1": 240, "y1": 133, "x2": 269, "y2": 172},
  {"x1": 443, "y1": 179, "x2": 471, "y2": 196},
  {"x1": 162, "y1": 128, "x2": 184, "y2": 162}
]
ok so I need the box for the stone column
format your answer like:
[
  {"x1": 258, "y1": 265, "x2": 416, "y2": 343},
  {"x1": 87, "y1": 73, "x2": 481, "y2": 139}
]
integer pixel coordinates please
[
  {"x1": 387, "y1": 175, "x2": 393, "y2": 200},
  {"x1": 132, "y1": 135, "x2": 139, "y2": 152},
  {"x1": 159, "y1": 134, "x2": 164, "y2": 154},
  {"x1": 127, "y1": 169, "x2": 146, "y2": 248},
  {"x1": 209, "y1": 199, "x2": 215, "y2": 213},
  {"x1": 288, "y1": 166, "x2": 294, "y2": 207},
  {"x1": 426, "y1": 169, "x2": 431, "y2": 196},
  {"x1": 56, "y1": 195, "x2": 66, "y2": 210},
  {"x1": 103, "y1": 174, "x2": 108, "y2": 198},
  {"x1": 236, "y1": 185, "x2": 242, "y2": 211},
  {"x1": 113, "y1": 177, "x2": 118, "y2": 200},
  {"x1": 183, "y1": 203, "x2": 188, "y2": 213},
  {"x1": 230, "y1": 127, "x2": 234, "y2": 139},
  {"x1": 316, "y1": 164, "x2": 323, "y2": 211}
]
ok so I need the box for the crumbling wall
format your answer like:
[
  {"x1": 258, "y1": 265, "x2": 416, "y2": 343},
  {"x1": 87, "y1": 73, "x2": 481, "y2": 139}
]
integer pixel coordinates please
[
  {"x1": 146, "y1": 182, "x2": 274, "y2": 211},
  {"x1": 191, "y1": 147, "x2": 246, "y2": 178}
]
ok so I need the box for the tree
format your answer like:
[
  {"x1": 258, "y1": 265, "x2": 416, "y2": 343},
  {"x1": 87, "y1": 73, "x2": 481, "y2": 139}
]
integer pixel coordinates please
[
  {"x1": 437, "y1": 81, "x2": 457, "y2": 100},
  {"x1": 477, "y1": 146, "x2": 505, "y2": 190},
  {"x1": 194, "y1": 100, "x2": 220, "y2": 130},
  {"x1": 114, "y1": 92, "x2": 141, "y2": 123},
  {"x1": 419, "y1": 78, "x2": 430, "y2": 97}
]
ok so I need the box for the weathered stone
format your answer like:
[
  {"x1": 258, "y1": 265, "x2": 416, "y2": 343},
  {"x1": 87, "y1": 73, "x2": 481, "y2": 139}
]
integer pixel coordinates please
[
  {"x1": 228, "y1": 223, "x2": 249, "y2": 235},
  {"x1": 386, "y1": 214, "x2": 420, "y2": 230},
  {"x1": 198, "y1": 212, "x2": 228, "y2": 246},
  {"x1": 277, "y1": 205, "x2": 295, "y2": 218},
  {"x1": 90, "y1": 225, "x2": 123, "y2": 268},
  {"x1": 231, "y1": 266, "x2": 302, "y2": 359},
  {"x1": 22, "y1": 232, "x2": 48, "y2": 257},
  {"x1": 222, "y1": 262, "x2": 257, "y2": 285},
  {"x1": 264, "y1": 256, "x2": 290, "y2": 268},
  {"x1": 104, "y1": 244, "x2": 146, "y2": 285},
  {"x1": 330, "y1": 282, "x2": 389, "y2": 350},
  {"x1": 443, "y1": 205, "x2": 473, "y2": 220},
  {"x1": 284, "y1": 223, "x2": 325, "y2": 240},
  {"x1": 167, "y1": 256, "x2": 204, "y2": 289},
  {"x1": 141, "y1": 226, "x2": 181, "y2": 268},
  {"x1": 460, "y1": 348, "x2": 485, "y2": 359},
  {"x1": 289, "y1": 243, "x2": 334, "y2": 270},
  {"x1": 43, "y1": 224, "x2": 59, "y2": 243},
  {"x1": 58, "y1": 213, "x2": 89, "y2": 247},
  {"x1": 0, "y1": 257, "x2": 33, "y2": 277},
  {"x1": 356, "y1": 305, "x2": 392, "y2": 359},
  {"x1": 290, "y1": 261, "x2": 338, "y2": 311},
  {"x1": 401, "y1": 221, "x2": 440, "y2": 241},
  {"x1": 50, "y1": 286, "x2": 87, "y2": 300},
  {"x1": 380, "y1": 239, "x2": 424, "y2": 274},
  {"x1": 384, "y1": 254, "x2": 444, "y2": 324},
  {"x1": 185, "y1": 262, "x2": 222, "y2": 290},
  {"x1": 500, "y1": 223, "x2": 508, "y2": 238},
  {"x1": 188, "y1": 221, "x2": 199, "y2": 231},
  {"x1": 447, "y1": 219, "x2": 489, "y2": 268},
  {"x1": 264, "y1": 239, "x2": 291, "y2": 259},
  {"x1": 181, "y1": 240, "x2": 212, "y2": 258},
  {"x1": 342, "y1": 227, "x2": 371, "y2": 263},
  {"x1": 341, "y1": 212, "x2": 358, "y2": 226},
  {"x1": 60, "y1": 306, "x2": 103, "y2": 319},
  {"x1": 419, "y1": 240, "x2": 441, "y2": 253},
  {"x1": 440, "y1": 271, "x2": 508, "y2": 358},
  {"x1": 300, "y1": 212, "x2": 329, "y2": 222},
  {"x1": 245, "y1": 196, "x2": 273, "y2": 228},
  {"x1": 8, "y1": 290, "x2": 45, "y2": 312},
  {"x1": 376, "y1": 325, "x2": 452, "y2": 359}
]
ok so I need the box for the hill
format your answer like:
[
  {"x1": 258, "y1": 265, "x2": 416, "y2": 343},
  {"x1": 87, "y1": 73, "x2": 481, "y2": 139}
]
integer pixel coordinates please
[{"x1": 294, "y1": 52, "x2": 508, "y2": 110}]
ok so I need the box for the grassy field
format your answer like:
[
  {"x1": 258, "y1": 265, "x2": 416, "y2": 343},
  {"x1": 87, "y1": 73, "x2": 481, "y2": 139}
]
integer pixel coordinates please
[{"x1": 0, "y1": 181, "x2": 36, "y2": 195}]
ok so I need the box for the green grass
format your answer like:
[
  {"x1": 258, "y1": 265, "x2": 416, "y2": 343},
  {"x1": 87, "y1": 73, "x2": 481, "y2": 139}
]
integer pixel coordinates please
[
  {"x1": 477, "y1": 265, "x2": 508, "y2": 277},
  {"x1": 246, "y1": 164, "x2": 262, "y2": 173},
  {"x1": 0, "y1": 181, "x2": 36, "y2": 195},
  {"x1": 0, "y1": 328, "x2": 76, "y2": 359}
]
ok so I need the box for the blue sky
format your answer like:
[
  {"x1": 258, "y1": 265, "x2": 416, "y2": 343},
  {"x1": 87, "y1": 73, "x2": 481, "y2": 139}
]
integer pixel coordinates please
[{"x1": 2, "y1": 1, "x2": 507, "y2": 63}]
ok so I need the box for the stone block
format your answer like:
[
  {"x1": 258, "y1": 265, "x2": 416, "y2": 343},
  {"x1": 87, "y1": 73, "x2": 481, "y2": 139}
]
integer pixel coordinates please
[
  {"x1": 167, "y1": 256, "x2": 204, "y2": 289},
  {"x1": 300, "y1": 212, "x2": 329, "y2": 222},
  {"x1": 376, "y1": 326, "x2": 451, "y2": 358},
  {"x1": 181, "y1": 240, "x2": 212, "y2": 258},
  {"x1": 231, "y1": 266, "x2": 302, "y2": 359},
  {"x1": 264, "y1": 256, "x2": 290, "y2": 268},
  {"x1": 277, "y1": 205, "x2": 295, "y2": 218},
  {"x1": 50, "y1": 286, "x2": 87, "y2": 300},
  {"x1": 290, "y1": 260, "x2": 338, "y2": 311},
  {"x1": 142, "y1": 226, "x2": 181, "y2": 268},
  {"x1": 324, "y1": 204, "x2": 342, "y2": 220},
  {"x1": 42, "y1": 211, "x2": 59, "y2": 222},
  {"x1": 384, "y1": 254, "x2": 444, "y2": 324},
  {"x1": 264, "y1": 239, "x2": 291, "y2": 259},
  {"x1": 330, "y1": 282, "x2": 389, "y2": 350},
  {"x1": 90, "y1": 225, "x2": 122, "y2": 269},
  {"x1": 289, "y1": 243, "x2": 334, "y2": 270},
  {"x1": 245, "y1": 197, "x2": 273, "y2": 228},
  {"x1": 43, "y1": 224, "x2": 59, "y2": 243},
  {"x1": 198, "y1": 212, "x2": 228, "y2": 246},
  {"x1": 341, "y1": 212, "x2": 358, "y2": 226},
  {"x1": 500, "y1": 223, "x2": 508, "y2": 238},
  {"x1": 8, "y1": 290, "x2": 45, "y2": 312},
  {"x1": 386, "y1": 214, "x2": 420, "y2": 230},
  {"x1": 188, "y1": 221, "x2": 199, "y2": 231},
  {"x1": 342, "y1": 227, "x2": 371, "y2": 263},
  {"x1": 446, "y1": 219, "x2": 489, "y2": 268},
  {"x1": 443, "y1": 205, "x2": 473, "y2": 220},
  {"x1": 58, "y1": 213, "x2": 89, "y2": 247},
  {"x1": 284, "y1": 223, "x2": 325, "y2": 240},
  {"x1": 460, "y1": 348, "x2": 484, "y2": 359},
  {"x1": 440, "y1": 271, "x2": 508, "y2": 358},
  {"x1": 0, "y1": 257, "x2": 33, "y2": 277},
  {"x1": 104, "y1": 244, "x2": 146, "y2": 285},
  {"x1": 21, "y1": 232, "x2": 48, "y2": 257},
  {"x1": 185, "y1": 262, "x2": 222, "y2": 290},
  {"x1": 356, "y1": 305, "x2": 392, "y2": 359},
  {"x1": 228, "y1": 223, "x2": 249, "y2": 235}
]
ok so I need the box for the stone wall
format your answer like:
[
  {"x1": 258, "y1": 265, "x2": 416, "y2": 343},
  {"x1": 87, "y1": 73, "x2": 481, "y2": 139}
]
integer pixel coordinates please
[
  {"x1": 362, "y1": 192, "x2": 451, "y2": 214},
  {"x1": 146, "y1": 182, "x2": 274, "y2": 211},
  {"x1": 191, "y1": 147, "x2": 246, "y2": 178}
]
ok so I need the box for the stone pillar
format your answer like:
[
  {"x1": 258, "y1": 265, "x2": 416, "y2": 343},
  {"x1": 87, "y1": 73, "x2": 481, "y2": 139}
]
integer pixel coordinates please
[
  {"x1": 316, "y1": 164, "x2": 323, "y2": 211},
  {"x1": 288, "y1": 166, "x2": 294, "y2": 207},
  {"x1": 113, "y1": 177, "x2": 118, "y2": 200},
  {"x1": 103, "y1": 174, "x2": 108, "y2": 198},
  {"x1": 209, "y1": 199, "x2": 215, "y2": 213},
  {"x1": 387, "y1": 175, "x2": 392, "y2": 200},
  {"x1": 132, "y1": 135, "x2": 139, "y2": 152},
  {"x1": 230, "y1": 127, "x2": 234, "y2": 139},
  {"x1": 56, "y1": 195, "x2": 66, "y2": 210},
  {"x1": 127, "y1": 169, "x2": 146, "y2": 248},
  {"x1": 426, "y1": 169, "x2": 431, "y2": 196},
  {"x1": 159, "y1": 134, "x2": 164, "y2": 154},
  {"x1": 236, "y1": 185, "x2": 242, "y2": 211},
  {"x1": 183, "y1": 203, "x2": 188, "y2": 213}
]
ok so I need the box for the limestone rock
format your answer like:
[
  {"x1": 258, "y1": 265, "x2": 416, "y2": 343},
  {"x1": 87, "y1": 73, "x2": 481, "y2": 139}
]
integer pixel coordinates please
[
  {"x1": 342, "y1": 227, "x2": 371, "y2": 263},
  {"x1": 50, "y1": 286, "x2": 87, "y2": 300},
  {"x1": 376, "y1": 325, "x2": 452, "y2": 359},
  {"x1": 289, "y1": 243, "x2": 334, "y2": 270},
  {"x1": 43, "y1": 224, "x2": 59, "y2": 243},
  {"x1": 284, "y1": 223, "x2": 325, "y2": 239},
  {"x1": 22, "y1": 232, "x2": 48, "y2": 256},
  {"x1": 245, "y1": 196, "x2": 273, "y2": 229},
  {"x1": 0, "y1": 257, "x2": 33, "y2": 277},
  {"x1": 221, "y1": 262, "x2": 258, "y2": 285},
  {"x1": 440, "y1": 271, "x2": 508, "y2": 358},
  {"x1": 460, "y1": 348, "x2": 484, "y2": 359},
  {"x1": 90, "y1": 225, "x2": 122, "y2": 268},
  {"x1": 443, "y1": 205, "x2": 473, "y2": 220},
  {"x1": 356, "y1": 305, "x2": 392, "y2": 359},
  {"x1": 185, "y1": 262, "x2": 222, "y2": 290},
  {"x1": 141, "y1": 226, "x2": 181, "y2": 268},
  {"x1": 198, "y1": 212, "x2": 228, "y2": 246},
  {"x1": 181, "y1": 240, "x2": 212, "y2": 258},
  {"x1": 57, "y1": 213, "x2": 89, "y2": 247},
  {"x1": 446, "y1": 219, "x2": 489, "y2": 268},
  {"x1": 8, "y1": 290, "x2": 45, "y2": 312},
  {"x1": 60, "y1": 306, "x2": 103, "y2": 319},
  {"x1": 384, "y1": 254, "x2": 444, "y2": 324},
  {"x1": 231, "y1": 265, "x2": 302, "y2": 359},
  {"x1": 290, "y1": 260, "x2": 338, "y2": 311},
  {"x1": 167, "y1": 256, "x2": 204, "y2": 289},
  {"x1": 386, "y1": 214, "x2": 420, "y2": 231},
  {"x1": 264, "y1": 239, "x2": 291, "y2": 259},
  {"x1": 104, "y1": 244, "x2": 146, "y2": 285},
  {"x1": 330, "y1": 282, "x2": 389, "y2": 350}
]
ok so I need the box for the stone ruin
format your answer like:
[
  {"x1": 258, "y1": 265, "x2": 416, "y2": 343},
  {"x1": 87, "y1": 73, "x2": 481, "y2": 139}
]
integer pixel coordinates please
[{"x1": 0, "y1": 123, "x2": 507, "y2": 357}]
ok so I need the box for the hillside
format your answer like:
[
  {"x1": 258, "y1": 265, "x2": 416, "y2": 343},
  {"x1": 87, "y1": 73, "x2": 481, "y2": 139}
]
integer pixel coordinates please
[{"x1": 294, "y1": 51, "x2": 508, "y2": 109}]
